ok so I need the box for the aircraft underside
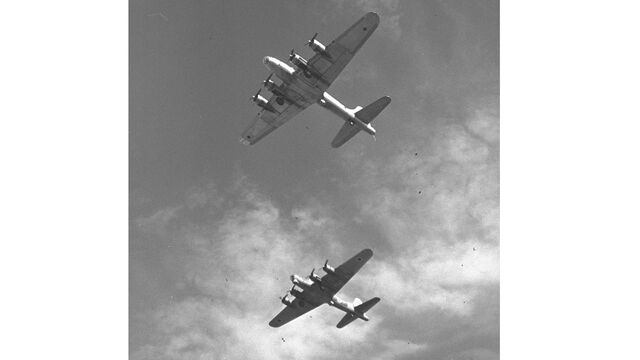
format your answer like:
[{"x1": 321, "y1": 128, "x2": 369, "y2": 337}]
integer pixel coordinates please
[{"x1": 242, "y1": 12, "x2": 389, "y2": 148}]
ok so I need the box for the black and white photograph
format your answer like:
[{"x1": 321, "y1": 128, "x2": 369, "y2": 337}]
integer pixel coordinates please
[
  {"x1": 130, "y1": 1, "x2": 498, "y2": 359},
  {"x1": 5, "y1": 1, "x2": 640, "y2": 360}
]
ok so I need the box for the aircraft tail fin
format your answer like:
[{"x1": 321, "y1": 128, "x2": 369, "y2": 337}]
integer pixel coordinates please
[{"x1": 355, "y1": 96, "x2": 391, "y2": 124}]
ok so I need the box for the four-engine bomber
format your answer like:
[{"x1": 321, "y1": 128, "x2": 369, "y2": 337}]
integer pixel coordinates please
[
  {"x1": 241, "y1": 12, "x2": 391, "y2": 148},
  {"x1": 270, "y1": 249, "x2": 380, "y2": 328}
]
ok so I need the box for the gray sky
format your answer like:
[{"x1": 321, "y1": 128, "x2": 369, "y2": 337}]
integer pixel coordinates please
[{"x1": 130, "y1": 1, "x2": 499, "y2": 359}]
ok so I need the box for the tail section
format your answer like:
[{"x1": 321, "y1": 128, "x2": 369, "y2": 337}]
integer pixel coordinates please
[
  {"x1": 330, "y1": 96, "x2": 391, "y2": 148},
  {"x1": 355, "y1": 96, "x2": 391, "y2": 124},
  {"x1": 336, "y1": 313, "x2": 358, "y2": 328},
  {"x1": 335, "y1": 297, "x2": 381, "y2": 328},
  {"x1": 354, "y1": 297, "x2": 380, "y2": 315}
]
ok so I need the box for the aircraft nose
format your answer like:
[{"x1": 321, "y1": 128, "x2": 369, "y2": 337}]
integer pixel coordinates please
[{"x1": 263, "y1": 56, "x2": 270, "y2": 65}]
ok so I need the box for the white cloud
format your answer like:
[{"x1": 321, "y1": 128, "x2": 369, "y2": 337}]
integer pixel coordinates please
[
  {"x1": 360, "y1": 239, "x2": 498, "y2": 316},
  {"x1": 131, "y1": 181, "x2": 389, "y2": 360},
  {"x1": 370, "y1": 338, "x2": 428, "y2": 360},
  {"x1": 337, "y1": 103, "x2": 499, "y2": 316},
  {"x1": 466, "y1": 107, "x2": 500, "y2": 144},
  {"x1": 132, "y1": 105, "x2": 499, "y2": 358}
]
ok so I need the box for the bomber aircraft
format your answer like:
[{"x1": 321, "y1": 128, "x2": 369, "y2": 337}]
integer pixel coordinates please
[
  {"x1": 269, "y1": 249, "x2": 380, "y2": 328},
  {"x1": 241, "y1": 12, "x2": 391, "y2": 148}
]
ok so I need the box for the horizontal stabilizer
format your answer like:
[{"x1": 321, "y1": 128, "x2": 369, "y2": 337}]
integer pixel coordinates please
[
  {"x1": 355, "y1": 297, "x2": 380, "y2": 314},
  {"x1": 336, "y1": 313, "x2": 358, "y2": 328},
  {"x1": 330, "y1": 97, "x2": 390, "y2": 148},
  {"x1": 355, "y1": 96, "x2": 391, "y2": 124},
  {"x1": 336, "y1": 297, "x2": 380, "y2": 328}
]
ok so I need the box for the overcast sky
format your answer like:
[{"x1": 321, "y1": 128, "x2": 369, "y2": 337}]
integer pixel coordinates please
[{"x1": 130, "y1": 1, "x2": 499, "y2": 359}]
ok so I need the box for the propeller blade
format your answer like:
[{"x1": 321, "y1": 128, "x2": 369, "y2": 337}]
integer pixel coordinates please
[
  {"x1": 252, "y1": 88, "x2": 261, "y2": 101},
  {"x1": 289, "y1": 48, "x2": 295, "y2": 60},
  {"x1": 310, "y1": 268, "x2": 315, "y2": 277},
  {"x1": 263, "y1": 73, "x2": 273, "y2": 86},
  {"x1": 307, "y1": 32, "x2": 318, "y2": 45}
]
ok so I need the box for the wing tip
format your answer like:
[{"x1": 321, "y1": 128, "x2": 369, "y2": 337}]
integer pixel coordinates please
[
  {"x1": 364, "y1": 12, "x2": 380, "y2": 24},
  {"x1": 361, "y1": 248, "x2": 373, "y2": 257}
]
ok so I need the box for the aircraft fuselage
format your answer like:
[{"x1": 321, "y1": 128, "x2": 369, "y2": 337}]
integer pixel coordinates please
[
  {"x1": 263, "y1": 56, "x2": 376, "y2": 136},
  {"x1": 329, "y1": 295, "x2": 369, "y2": 321},
  {"x1": 290, "y1": 273, "x2": 368, "y2": 321}
]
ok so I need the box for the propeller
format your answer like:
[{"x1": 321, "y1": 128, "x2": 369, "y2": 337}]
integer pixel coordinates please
[
  {"x1": 307, "y1": 32, "x2": 318, "y2": 46},
  {"x1": 263, "y1": 73, "x2": 273, "y2": 86},
  {"x1": 280, "y1": 292, "x2": 293, "y2": 306},
  {"x1": 310, "y1": 268, "x2": 315, "y2": 278},
  {"x1": 289, "y1": 48, "x2": 296, "y2": 61},
  {"x1": 251, "y1": 88, "x2": 261, "y2": 101}
]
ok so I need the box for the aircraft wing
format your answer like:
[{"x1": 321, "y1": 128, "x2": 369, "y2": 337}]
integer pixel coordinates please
[
  {"x1": 321, "y1": 249, "x2": 373, "y2": 294},
  {"x1": 303, "y1": 12, "x2": 380, "y2": 90},
  {"x1": 240, "y1": 95, "x2": 311, "y2": 145},
  {"x1": 269, "y1": 296, "x2": 322, "y2": 328}
]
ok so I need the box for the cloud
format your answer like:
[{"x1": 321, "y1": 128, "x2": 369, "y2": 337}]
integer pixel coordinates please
[
  {"x1": 131, "y1": 105, "x2": 499, "y2": 358},
  {"x1": 362, "y1": 239, "x2": 498, "y2": 316},
  {"x1": 333, "y1": 99, "x2": 499, "y2": 352},
  {"x1": 131, "y1": 178, "x2": 393, "y2": 360},
  {"x1": 131, "y1": 146, "x2": 499, "y2": 358},
  {"x1": 130, "y1": 2, "x2": 499, "y2": 358}
]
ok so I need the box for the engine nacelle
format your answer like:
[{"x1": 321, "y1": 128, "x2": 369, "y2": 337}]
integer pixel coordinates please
[
  {"x1": 291, "y1": 274, "x2": 314, "y2": 288},
  {"x1": 252, "y1": 94, "x2": 268, "y2": 107},
  {"x1": 289, "y1": 52, "x2": 309, "y2": 70},
  {"x1": 264, "y1": 79, "x2": 285, "y2": 98},
  {"x1": 289, "y1": 50, "x2": 317, "y2": 79},
  {"x1": 310, "y1": 272, "x2": 322, "y2": 283},
  {"x1": 281, "y1": 295, "x2": 294, "y2": 306},
  {"x1": 308, "y1": 39, "x2": 329, "y2": 58},
  {"x1": 323, "y1": 260, "x2": 336, "y2": 275},
  {"x1": 290, "y1": 287, "x2": 304, "y2": 298},
  {"x1": 251, "y1": 94, "x2": 275, "y2": 112}
]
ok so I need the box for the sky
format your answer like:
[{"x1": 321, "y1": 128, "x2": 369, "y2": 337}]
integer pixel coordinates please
[{"x1": 130, "y1": 1, "x2": 499, "y2": 359}]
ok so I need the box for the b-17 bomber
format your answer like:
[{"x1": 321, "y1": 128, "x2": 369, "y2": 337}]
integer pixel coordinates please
[
  {"x1": 241, "y1": 12, "x2": 391, "y2": 148},
  {"x1": 270, "y1": 249, "x2": 380, "y2": 328}
]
